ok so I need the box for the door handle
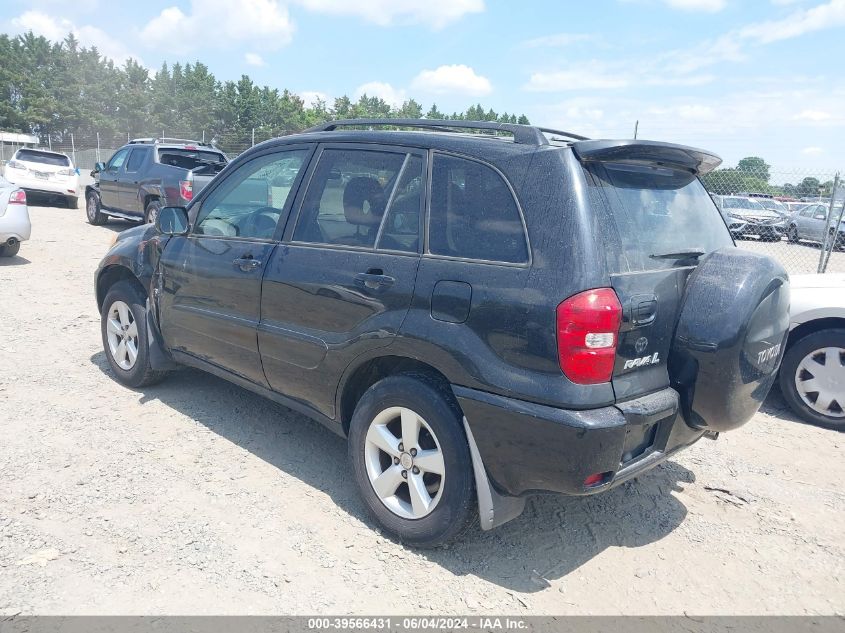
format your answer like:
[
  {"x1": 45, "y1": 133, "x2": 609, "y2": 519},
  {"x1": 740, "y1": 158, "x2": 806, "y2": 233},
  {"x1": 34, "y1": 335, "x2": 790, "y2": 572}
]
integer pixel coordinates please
[
  {"x1": 233, "y1": 256, "x2": 262, "y2": 272},
  {"x1": 355, "y1": 270, "x2": 395, "y2": 290}
]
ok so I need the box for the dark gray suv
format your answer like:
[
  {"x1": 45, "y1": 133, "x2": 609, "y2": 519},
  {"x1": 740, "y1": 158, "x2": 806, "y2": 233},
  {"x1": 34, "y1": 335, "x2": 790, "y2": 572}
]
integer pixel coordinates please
[{"x1": 94, "y1": 119, "x2": 790, "y2": 546}]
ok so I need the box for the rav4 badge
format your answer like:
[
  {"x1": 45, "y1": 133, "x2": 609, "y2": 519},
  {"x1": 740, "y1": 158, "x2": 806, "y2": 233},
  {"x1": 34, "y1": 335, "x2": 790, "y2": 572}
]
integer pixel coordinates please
[{"x1": 624, "y1": 352, "x2": 660, "y2": 370}]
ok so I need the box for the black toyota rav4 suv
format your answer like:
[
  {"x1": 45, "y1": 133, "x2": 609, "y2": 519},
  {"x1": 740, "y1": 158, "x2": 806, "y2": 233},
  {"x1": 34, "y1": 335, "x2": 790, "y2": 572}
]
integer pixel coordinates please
[{"x1": 94, "y1": 119, "x2": 790, "y2": 546}]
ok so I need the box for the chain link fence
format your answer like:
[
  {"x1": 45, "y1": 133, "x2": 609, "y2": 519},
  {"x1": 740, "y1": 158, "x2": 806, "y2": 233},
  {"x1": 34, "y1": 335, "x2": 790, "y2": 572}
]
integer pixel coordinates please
[
  {"x1": 3, "y1": 129, "x2": 843, "y2": 274},
  {"x1": 703, "y1": 166, "x2": 845, "y2": 274}
]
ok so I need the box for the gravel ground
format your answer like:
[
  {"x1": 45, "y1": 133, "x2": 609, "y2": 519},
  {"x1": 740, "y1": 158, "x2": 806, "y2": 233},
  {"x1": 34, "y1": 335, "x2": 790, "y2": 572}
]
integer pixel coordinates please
[{"x1": 0, "y1": 202, "x2": 843, "y2": 615}]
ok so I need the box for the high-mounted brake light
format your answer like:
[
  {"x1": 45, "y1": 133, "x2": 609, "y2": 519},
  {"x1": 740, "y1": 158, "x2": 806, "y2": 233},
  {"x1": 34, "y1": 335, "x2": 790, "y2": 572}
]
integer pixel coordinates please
[
  {"x1": 556, "y1": 288, "x2": 622, "y2": 385},
  {"x1": 8, "y1": 189, "x2": 26, "y2": 205},
  {"x1": 179, "y1": 179, "x2": 193, "y2": 201}
]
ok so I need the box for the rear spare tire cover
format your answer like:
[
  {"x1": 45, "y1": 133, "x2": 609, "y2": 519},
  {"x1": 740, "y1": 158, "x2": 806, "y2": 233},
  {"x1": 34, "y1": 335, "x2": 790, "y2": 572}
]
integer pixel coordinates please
[{"x1": 669, "y1": 248, "x2": 790, "y2": 432}]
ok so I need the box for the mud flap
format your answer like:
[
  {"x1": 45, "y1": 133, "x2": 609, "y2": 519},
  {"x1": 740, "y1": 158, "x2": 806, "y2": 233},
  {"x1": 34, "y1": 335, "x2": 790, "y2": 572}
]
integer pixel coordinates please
[
  {"x1": 146, "y1": 299, "x2": 177, "y2": 371},
  {"x1": 462, "y1": 416, "x2": 526, "y2": 530}
]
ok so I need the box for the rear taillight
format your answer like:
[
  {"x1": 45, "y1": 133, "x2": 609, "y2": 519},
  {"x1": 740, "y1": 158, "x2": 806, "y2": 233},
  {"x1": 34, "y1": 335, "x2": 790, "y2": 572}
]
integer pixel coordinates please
[
  {"x1": 57, "y1": 168, "x2": 76, "y2": 176},
  {"x1": 7, "y1": 159, "x2": 25, "y2": 170},
  {"x1": 556, "y1": 288, "x2": 622, "y2": 385},
  {"x1": 179, "y1": 179, "x2": 193, "y2": 201},
  {"x1": 8, "y1": 190, "x2": 26, "y2": 205}
]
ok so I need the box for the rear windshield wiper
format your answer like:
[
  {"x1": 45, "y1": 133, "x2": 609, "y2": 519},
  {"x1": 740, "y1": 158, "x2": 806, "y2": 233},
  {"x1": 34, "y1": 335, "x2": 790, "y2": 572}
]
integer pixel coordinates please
[{"x1": 649, "y1": 249, "x2": 705, "y2": 260}]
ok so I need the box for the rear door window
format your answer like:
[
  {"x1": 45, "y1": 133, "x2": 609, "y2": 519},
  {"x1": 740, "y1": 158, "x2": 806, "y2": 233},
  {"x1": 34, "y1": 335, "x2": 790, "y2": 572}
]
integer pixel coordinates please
[
  {"x1": 293, "y1": 148, "x2": 408, "y2": 248},
  {"x1": 428, "y1": 153, "x2": 528, "y2": 264},
  {"x1": 586, "y1": 162, "x2": 733, "y2": 272},
  {"x1": 125, "y1": 148, "x2": 148, "y2": 173}
]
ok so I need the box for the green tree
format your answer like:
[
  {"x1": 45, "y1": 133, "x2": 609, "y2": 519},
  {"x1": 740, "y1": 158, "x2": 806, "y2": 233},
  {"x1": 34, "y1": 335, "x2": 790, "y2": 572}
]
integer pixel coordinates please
[
  {"x1": 797, "y1": 177, "x2": 821, "y2": 197},
  {"x1": 737, "y1": 156, "x2": 770, "y2": 183}
]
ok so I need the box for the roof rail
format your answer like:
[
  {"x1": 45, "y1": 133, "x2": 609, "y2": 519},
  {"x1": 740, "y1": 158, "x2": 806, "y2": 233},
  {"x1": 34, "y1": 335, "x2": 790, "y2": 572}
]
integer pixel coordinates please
[
  {"x1": 128, "y1": 137, "x2": 209, "y2": 146},
  {"x1": 157, "y1": 137, "x2": 208, "y2": 146},
  {"x1": 303, "y1": 118, "x2": 555, "y2": 145}
]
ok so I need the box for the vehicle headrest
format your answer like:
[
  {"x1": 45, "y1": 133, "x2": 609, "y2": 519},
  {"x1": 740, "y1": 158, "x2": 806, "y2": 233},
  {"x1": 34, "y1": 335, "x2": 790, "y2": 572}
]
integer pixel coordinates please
[{"x1": 343, "y1": 177, "x2": 386, "y2": 227}]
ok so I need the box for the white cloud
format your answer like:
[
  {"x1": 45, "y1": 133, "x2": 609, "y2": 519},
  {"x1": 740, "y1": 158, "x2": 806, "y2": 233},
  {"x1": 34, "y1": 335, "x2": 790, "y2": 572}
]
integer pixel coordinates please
[
  {"x1": 10, "y1": 10, "x2": 140, "y2": 65},
  {"x1": 244, "y1": 52, "x2": 266, "y2": 66},
  {"x1": 663, "y1": 0, "x2": 726, "y2": 11},
  {"x1": 354, "y1": 82, "x2": 407, "y2": 107},
  {"x1": 521, "y1": 33, "x2": 594, "y2": 48},
  {"x1": 794, "y1": 109, "x2": 833, "y2": 122},
  {"x1": 739, "y1": 0, "x2": 845, "y2": 43},
  {"x1": 410, "y1": 65, "x2": 492, "y2": 96},
  {"x1": 299, "y1": 91, "x2": 330, "y2": 108},
  {"x1": 801, "y1": 146, "x2": 824, "y2": 155},
  {"x1": 525, "y1": 66, "x2": 629, "y2": 92},
  {"x1": 140, "y1": 0, "x2": 294, "y2": 53},
  {"x1": 293, "y1": 0, "x2": 483, "y2": 28}
]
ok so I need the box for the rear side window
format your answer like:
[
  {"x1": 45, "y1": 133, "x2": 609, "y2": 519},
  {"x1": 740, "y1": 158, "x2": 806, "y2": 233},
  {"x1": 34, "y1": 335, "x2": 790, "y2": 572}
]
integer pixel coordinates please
[
  {"x1": 157, "y1": 148, "x2": 226, "y2": 170},
  {"x1": 586, "y1": 162, "x2": 733, "y2": 272},
  {"x1": 428, "y1": 154, "x2": 528, "y2": 264},
  {"x1": 15, "y1": 150, "x2": 70, "y2": 167}
]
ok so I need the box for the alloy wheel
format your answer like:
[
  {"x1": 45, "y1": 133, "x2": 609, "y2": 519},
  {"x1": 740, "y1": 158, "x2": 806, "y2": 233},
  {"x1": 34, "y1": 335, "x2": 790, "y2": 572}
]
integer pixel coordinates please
[
  {"x1": 364, "y1": 406, "x2": 446, "y2": 519},
  {"x1": 87, "y1": 196, "x2": 97, "y2": 221},
  {"x1": 795, "y1": 346, "x2": 845, "y2": 418},
  {"x1": 106, "y1": 300, "x2": 139, "y2": 371}
]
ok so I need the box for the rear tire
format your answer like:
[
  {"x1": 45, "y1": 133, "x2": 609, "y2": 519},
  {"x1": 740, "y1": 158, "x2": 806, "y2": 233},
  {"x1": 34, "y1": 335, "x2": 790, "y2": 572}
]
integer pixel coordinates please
[
  {"x1": 779, "y1": 329, "x2": 845, "y2": 431},
  {"x1": 0, "y1": 240, "x2": 21, "y2": 257},
  {"x1": 100, "y1": 281, "x2": 169, "y2": 388},
  {"x1": 144, "y1": 200, "x2": 162, "y2": 225},
  {"x1": 86, "y1": 192, "x2": 107, "y2": 225},
  {"x1": 348, "y1": 373, "x2": 477, "y2": 547},
  {"x1": 66, "y1": 196, "x2": 79, "y2": 209}
]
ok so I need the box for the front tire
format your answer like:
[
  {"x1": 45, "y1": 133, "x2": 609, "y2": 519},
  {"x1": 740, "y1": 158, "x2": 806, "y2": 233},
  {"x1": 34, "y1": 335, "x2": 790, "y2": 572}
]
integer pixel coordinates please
[
  {"x1": 779, "y1": 328, "x2": 845, "y2": 431},
  {"x1": 100, "y1": 281, "x2": 169, "y2": 388},
  {"x1": 348, "y1": 374, "x2": 477, "y2": 547},
  {"x1": 787, "y1": 225, "x2": 799, "y2": 243},
  {"x1": 86, "y1": 192, "x2": 107, "y2": 225}
]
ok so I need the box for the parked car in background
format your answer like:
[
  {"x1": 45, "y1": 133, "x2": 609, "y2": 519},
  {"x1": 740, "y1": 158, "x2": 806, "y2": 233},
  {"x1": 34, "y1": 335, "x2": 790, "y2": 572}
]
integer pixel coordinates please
[
  {"x1": 85, "y1": 138, "x2": 228, "y2": 225},
  {"x1": 779, "y1": 273, "x2": 845, "y2": 430},
  {"x1": 786, "y1": 202, "x2": 845, "y2": 250},
  {"x1": 755, "y1": 197, "x2": 789, "y2": 216},
  {"x1": 94, "y1": 118, "x2": 790, "y2": 546},
  {"x1": 786, "y1": 201, "x2": 813, "y2": 215},
  {"x1": 3, "y1": 148, "x2": 80, "y2": 208},
  {"x1": 712, "y1": 194, "x2": 786, "y2": 241},
  {"x1": 0, "y1": 177, "x2": 31, "y2": 257}
]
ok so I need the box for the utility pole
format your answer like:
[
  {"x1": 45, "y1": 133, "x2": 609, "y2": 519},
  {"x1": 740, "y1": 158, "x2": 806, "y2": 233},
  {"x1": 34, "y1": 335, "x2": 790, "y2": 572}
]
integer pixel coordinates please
[
  {"x1": 634, "y1": 120, "x2": 639, "y2": 139},
  {"x1": 252, "y1": 128, "x2": 255, "y2": 147}
]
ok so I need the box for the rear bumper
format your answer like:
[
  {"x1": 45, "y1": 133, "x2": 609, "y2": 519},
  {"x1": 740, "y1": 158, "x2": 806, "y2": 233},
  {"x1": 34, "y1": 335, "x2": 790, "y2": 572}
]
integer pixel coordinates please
[
  {"x1": 0, "y1": 205, "x2": 32, "y2": 242},
  {"x1": 455, "y1": 385, "x2": 705, "y2": 497},
  {"x1": 6, "y1": 171, "x2": 80, "y2": 197}
]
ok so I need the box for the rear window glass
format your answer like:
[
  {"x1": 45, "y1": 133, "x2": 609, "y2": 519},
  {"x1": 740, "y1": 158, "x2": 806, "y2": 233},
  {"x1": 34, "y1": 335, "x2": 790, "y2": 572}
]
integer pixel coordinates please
[
  {"x1": 15, "y1": 150, "x2": 70, "y2": 167},
  {"x1": 587, "y1": 162, "x2": 733, "y2": 272},
  {"x1": 157, "y1": 148, "x2": 226, "y2": 171},
  {"x1": 429, "y1": 154, "x2": 528, "y2": 264}
]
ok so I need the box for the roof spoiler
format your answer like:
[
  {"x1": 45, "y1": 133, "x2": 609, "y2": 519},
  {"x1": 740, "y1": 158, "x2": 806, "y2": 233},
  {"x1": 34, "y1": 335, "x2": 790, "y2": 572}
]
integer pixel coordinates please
[{"x1": 572, "y1": 140, "x2": 722, "y2": 176}]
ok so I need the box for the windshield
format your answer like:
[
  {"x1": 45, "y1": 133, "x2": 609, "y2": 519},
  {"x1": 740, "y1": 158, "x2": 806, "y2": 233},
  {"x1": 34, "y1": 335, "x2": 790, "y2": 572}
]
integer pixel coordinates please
[
  {"x1": 722, "y1": 197, "x2": 766, "y2": 211},
  {"x1": 15, "y1": 149, "x2": 71, "y2": 167},
  {"x1": 587, "y1": 162, "x2": 733, "y2": 271}
]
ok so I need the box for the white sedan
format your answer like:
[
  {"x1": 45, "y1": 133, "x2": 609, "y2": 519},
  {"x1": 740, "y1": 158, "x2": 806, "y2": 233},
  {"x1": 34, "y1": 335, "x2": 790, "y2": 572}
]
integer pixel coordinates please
[
  {"x1": 0, "y1": 177, "x2": 31, "y2": 257},
  {"x1": 778, "y1": 273, "x2": 845, "y2": 430},
  {"x1": 3, "y1": 148, "x2": 80, "y2": 208}
]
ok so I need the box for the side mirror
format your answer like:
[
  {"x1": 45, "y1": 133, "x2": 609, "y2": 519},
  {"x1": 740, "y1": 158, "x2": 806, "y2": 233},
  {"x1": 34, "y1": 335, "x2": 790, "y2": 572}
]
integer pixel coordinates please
[
  {"x1": 94, "y1": 162, "x2": 106, "y2": 172},
  {"x1": 156, "y1": 206, "x2": 190, "y2": 236}
]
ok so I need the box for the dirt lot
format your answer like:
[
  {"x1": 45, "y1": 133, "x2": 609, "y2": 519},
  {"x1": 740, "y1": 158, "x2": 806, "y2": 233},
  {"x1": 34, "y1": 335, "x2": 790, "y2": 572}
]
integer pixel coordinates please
[{"x1": 0, "y1": 203, "x2": 843, "y2": 615}]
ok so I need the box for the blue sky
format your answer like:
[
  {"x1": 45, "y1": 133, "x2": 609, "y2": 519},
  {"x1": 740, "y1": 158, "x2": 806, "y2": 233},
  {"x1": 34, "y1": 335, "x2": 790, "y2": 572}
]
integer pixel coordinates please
[{"x1": 2, "y1": 0, "x2": 844, "y2": 171}]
